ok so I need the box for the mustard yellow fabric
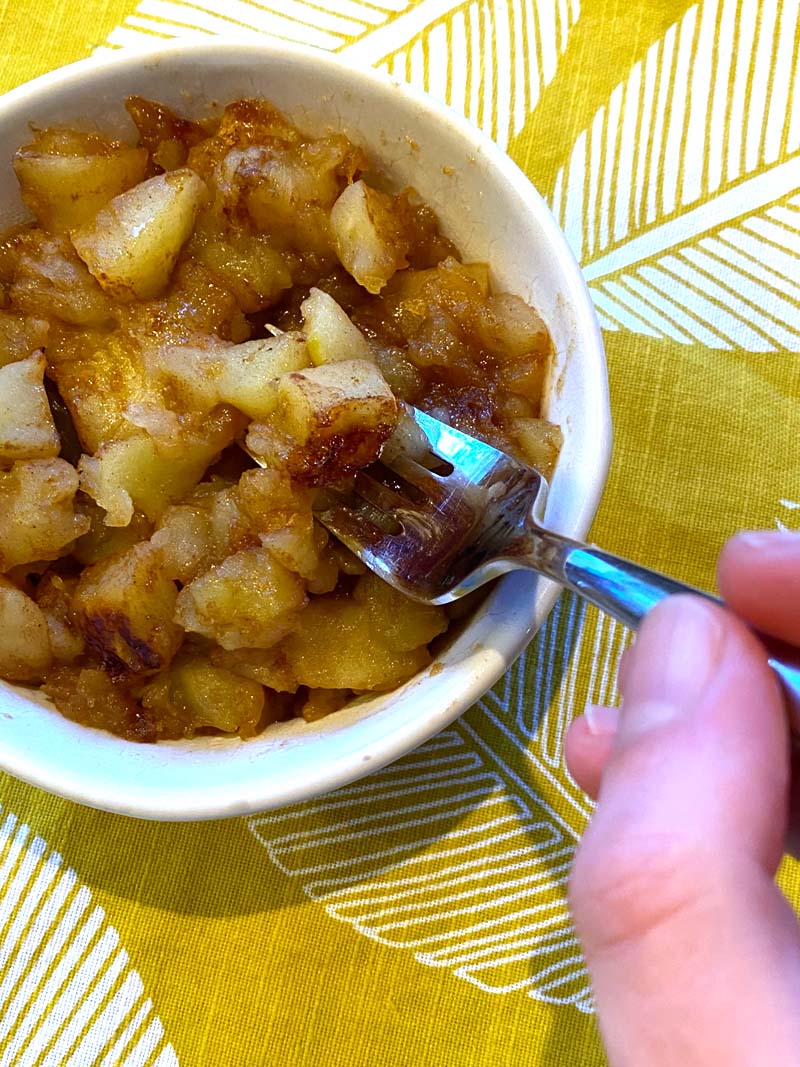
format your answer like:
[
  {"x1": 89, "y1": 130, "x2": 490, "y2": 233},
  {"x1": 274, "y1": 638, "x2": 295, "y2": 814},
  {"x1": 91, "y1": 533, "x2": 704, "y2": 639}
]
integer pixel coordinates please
[{"x1": 1, "y1": 1, "x2": 800, "y2": 1064}]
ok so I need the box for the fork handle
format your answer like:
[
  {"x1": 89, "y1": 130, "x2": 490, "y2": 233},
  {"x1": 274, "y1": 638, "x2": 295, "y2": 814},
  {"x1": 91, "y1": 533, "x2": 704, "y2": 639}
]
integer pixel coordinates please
[{"x1": 528, "y1": 528, "x2": 800, "y2": 735}]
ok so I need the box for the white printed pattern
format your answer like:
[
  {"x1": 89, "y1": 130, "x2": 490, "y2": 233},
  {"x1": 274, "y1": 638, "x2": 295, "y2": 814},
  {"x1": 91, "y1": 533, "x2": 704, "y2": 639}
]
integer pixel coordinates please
[
  {"x1": 99, "y1": 0, "x2": 577, "y2": 147},
  {"x1": 552, "y1": 0, "x2": 800, "y2": 350},
  {"x1": 777, "y1": 498, "x2": 800, "y2": 531},
  {"x1": 0, "y1": 811, "x2": 178, "y2": 1067},
  {"x1": 248, "y1": 595, "x2": 630, "y2": 1012}
]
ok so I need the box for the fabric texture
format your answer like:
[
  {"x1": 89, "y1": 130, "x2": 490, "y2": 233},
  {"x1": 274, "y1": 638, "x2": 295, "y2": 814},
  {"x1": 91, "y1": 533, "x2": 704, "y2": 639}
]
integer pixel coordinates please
[{"x1": 1, "y1": 0, "x2": 799, "y2": 1063}]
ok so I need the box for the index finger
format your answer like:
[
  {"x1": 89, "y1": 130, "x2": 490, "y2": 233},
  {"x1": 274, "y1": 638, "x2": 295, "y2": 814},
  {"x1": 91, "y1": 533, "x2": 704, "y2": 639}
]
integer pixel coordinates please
[{"x1": 718, "y1": 531, "x2": 800, "y2": 646}]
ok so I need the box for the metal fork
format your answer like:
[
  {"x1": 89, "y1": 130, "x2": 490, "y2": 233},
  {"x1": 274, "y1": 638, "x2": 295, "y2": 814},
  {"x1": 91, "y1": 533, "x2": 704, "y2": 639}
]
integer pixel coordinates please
[{"x1": 316, "y1": 406, "x2": 800, "y2": 732}]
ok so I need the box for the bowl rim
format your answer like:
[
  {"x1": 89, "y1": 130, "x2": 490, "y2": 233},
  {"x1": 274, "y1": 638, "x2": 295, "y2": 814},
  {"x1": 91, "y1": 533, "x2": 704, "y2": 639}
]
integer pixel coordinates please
[{"x1": 0, "y1": 39, "x2": 612, "y2": 820}]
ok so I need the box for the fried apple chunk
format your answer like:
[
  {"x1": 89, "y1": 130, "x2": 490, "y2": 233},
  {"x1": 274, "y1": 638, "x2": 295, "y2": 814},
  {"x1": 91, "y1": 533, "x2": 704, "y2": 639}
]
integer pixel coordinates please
[
  {"x1": 0, "y1": 577, "x2": 53, "y2": 682},
  {"x1": 0, "y1": 312, "x2": 48, "y2": 368},
  {"x1": 42, "y1": 665, "x2": 159, "y2": 741},
  {"x1": 140, "y1": 657, "x2": 266, "y2": 737},
  {"x1": 34, "y1": 573, "x2": 84, "y2": 664},
  {"x1": 175, "y1": 547, "x2": 306, "y2": 650},
  {"x1": 45, "y1": 328, "x2": 164, "y2": 453},
  {"x1": 73, "y1": 543, "x2": 182, "y2": 676},
  {"x1": 353, "y1": 572, "x2": 448, "y2": 651},
  {"x1": 148, "y1": 332, "x2": 309, "y2": 417},
  {"x1": 279, "y1": 572, "x2": 446, "y2": 691},
  {"x1": 0, "y1": 459, "x2": 89, "y2": 571},
  {"x1": 246, "y1": 360, "x2": 399, "y2": 484},
  {"x1": 208, "y1": 645, "x2": 298, "y2": 693},
  {"x1": 281, "y1": 596, "x2": 431, "y2": 691},
  {"x1": 508, "y1": 418, "x2": 563, "y2": 480},
  {"x1": 72, "y1": 169, "x2": 207, "y2": 301},
  {"x1": 301, "y1": 287, "x2": 373, "y2": 365},
  {"x1": 14, "y1": 128, "x2": 148, "y2": 233},
  {"x1": 10, "y1": 231, "x2": 113, "y2": 326},
  {"x1": 0, "y1": 352, "x2": 60, "y2": 462},
  {"x1": 330, "y1": 180, "x2": 411, "y2": 294},
  {"x1": 78, "y1": 406, "x2": 243, "y2": 526}
]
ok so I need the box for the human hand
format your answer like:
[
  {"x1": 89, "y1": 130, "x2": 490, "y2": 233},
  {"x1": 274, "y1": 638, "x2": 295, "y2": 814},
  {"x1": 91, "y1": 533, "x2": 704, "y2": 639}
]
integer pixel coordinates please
[{"x1": 565, "y1": 530, "x2": 800, "y2": 1066}]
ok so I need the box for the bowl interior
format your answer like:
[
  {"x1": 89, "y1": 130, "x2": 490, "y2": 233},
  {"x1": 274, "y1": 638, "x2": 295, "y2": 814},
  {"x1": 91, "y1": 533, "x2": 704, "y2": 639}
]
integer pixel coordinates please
[{"x1": 0, "y1": 43, "x2": 610, "y2": 819}]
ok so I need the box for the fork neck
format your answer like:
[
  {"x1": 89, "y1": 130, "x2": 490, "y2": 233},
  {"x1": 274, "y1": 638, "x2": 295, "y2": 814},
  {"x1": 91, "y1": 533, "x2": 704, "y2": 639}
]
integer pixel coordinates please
[{"x1": 513, "y1": 526, "x2": 715, "y2": 630}]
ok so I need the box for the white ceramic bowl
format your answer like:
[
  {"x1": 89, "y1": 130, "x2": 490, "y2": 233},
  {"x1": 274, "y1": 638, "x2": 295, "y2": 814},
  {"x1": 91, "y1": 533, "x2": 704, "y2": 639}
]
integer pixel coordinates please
[{"x1": 0, "y1": 41, "x2": 610, "y2": 820}]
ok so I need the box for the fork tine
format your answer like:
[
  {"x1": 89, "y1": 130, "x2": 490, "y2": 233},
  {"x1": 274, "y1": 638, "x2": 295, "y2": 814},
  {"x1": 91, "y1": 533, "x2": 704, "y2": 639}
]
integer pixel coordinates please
[
  {"x1": 352, "y1": 470, "x2": 408, "y2": 514},
  {"x1": 380, "y1": 454, "x2": 452, "y2": 504},
  {"x1": 315, "y1": 405, "x2": 546, "y2": 603},
  {"x1": 321, "y1": 499, "x2": 396, "y2": 551}
]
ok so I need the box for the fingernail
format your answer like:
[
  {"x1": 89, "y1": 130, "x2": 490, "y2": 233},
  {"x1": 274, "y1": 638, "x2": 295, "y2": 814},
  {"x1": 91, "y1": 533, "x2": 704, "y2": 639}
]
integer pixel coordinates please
[
  {"x1": 620, "y1": 597, "x2": 725, "y2": 737},
  {"x1": 733, "y1": 529, "x2": 800, "y2": 551},
  {"x1": 584, "y1": 703, "x2": 619, "y2": 737}
]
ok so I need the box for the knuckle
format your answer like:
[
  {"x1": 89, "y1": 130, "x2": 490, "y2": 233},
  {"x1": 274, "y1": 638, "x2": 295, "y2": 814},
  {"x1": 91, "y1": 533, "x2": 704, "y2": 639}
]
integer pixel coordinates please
[{"x1": 569, "y1": 828, "x2": 712, "y2": 957}]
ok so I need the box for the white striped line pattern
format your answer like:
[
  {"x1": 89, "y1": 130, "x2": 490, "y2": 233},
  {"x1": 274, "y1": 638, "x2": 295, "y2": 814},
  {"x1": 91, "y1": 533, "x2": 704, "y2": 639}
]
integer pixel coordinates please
[
  {"x1": 0, "y1": 811, "x2": 178, "y2": 1067},
  {"x1": 103, "y1": 0, "x2": 407, "y2": 52},
  {"x1": 551, "y1": 0, "x2": 800, "y2": 350},
  {"x1": 479, "y1": 593, "x2": 630, "y2": 824},
  {"x1": 777, "y1": 498, "x2": 800, "y2": 531},
  {"x1": 249, "y1": 727, "x2": 594, "y2": 1011},
  {"x1": 247, "y1": 593, "x2": 629, "y2": 1014},
  {"x1": 372, "y1": 0, "x2": 578, "y2": 145},
  {"x1": 99, "y1": 0, "x2": 578, "y2": 148}
]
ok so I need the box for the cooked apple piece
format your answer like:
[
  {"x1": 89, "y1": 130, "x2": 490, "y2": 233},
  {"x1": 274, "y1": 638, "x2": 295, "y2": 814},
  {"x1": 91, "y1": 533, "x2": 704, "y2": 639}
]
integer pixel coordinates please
[
  {"x1": 46, "y1": 327, "x2": 165, "y2": 453},
  {"x1": 209, "y1": 645, "x2": 298, "y2": 693},
  {"x1": 34, "y1": 573, "x2": 84, "y2": 663},
  {"x1": 0, "y1": 577, "x2": 53, "y2": 682},
  {"x1": 305, "y1": 541, "x2": 345, "y2": 595},
  {"x1": 204, "y1": 482, "x2": 258, "y2": 560},
  {"x1": 43, "y1": 665, "x2": 159, "y2": 741},
  {"x1": 0, "y1": 312, "x2": 48, "y2": 368},
  {"x1": 298, "y1": 688, "x2": 350, "y2": 722},
  {"x1": 246, "y1": 359, "x2": 399, "y2": 484},
  {"x1": 330, "y1": 180, "x2": 411, "y2": 294},
  {"x1": 149, "y1": 331, "x2": 309, "y2": 417},
  {"x1": 150, "y1": 504, "x2": 215, "y2": 584},
  {"x1": 125, "y1": 96, "x2": 208, "y2": 171},
  {"x1": 14, "y1": 129, "x2": 148, "y2": 232},
  {"x1": 10, "y1": 231, "x2": 113, "y2": 326},
  {"x1": 78, "y1": 406, "x2": 241, "y2": 526},
  {"x1": 301, "y1": 287, "x2": 373, "y2": 364},
  {"x1": 353, "y1": 572, "x2": 448, "y2": 651},
  {"x1": 73, "y1": 500, "x2": 153, "y2": 565},
  {"x1": 157, "y1": 657, "x2": 265, "y2": 735},
  {"x1": 215, "y1": 98, "x2": 300, "y2": 143},
  {"x1": 0, "y1": 459, "x2": 89, "y2": 571},
  {"x1": 235, "y1": 467, "x2": 314, "y2": 531},
  {"x1": 475, "y1": 292, "x2": 551, "y2": 361},
  {"x1": 282, "y1": 595, "x2": 430, "y2": 691},
  {"x1": 154, "y1": 474, "x2": 269, "y2": 576},
  {"x1": 124, "y1": 257, "x2": 248, "y2": 344},
  {"x1": 0, "y1": 352, "x2": 60, "y2": 462},
  {"x1": 235, "y1": 468, "x2": 321, "y2": 577},
  {"x1": 259, "y1": 521, "x2": 326, "y2": 582},
  {"x1": 72, "y1": 168, "x2": 207, "y2": 301},
  {"x1": 214, "y1": 334, "x2": 310, "y2": 417},
  {"x1": 175, "y1": 547, "x2": 306, "y2": 650},
  {"x1": 73, "y1": 542, "x2": 182, "y2": 676},
  {"x1": 224, "y1": 135, "x2": 363, "y2": 257},
  {"x1": 508, "y1": 417, "x2": 563, "y2": 479},
  {"x1": 192, "y1": 231, "x2": 292, "y2": 313}
]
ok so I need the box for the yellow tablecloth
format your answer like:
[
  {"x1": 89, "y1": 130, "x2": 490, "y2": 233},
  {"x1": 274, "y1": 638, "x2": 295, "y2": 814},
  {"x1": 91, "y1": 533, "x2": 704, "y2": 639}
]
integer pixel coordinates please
[{"x1": 1, "y1": 1, "x2": 799, "y2": 1064}]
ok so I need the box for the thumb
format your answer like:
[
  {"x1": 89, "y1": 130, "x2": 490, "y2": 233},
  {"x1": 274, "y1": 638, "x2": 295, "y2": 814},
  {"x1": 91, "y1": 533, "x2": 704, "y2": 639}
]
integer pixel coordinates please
[{"x1": 569, "y1": 596, "x2": 800, "y2": 1065}]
